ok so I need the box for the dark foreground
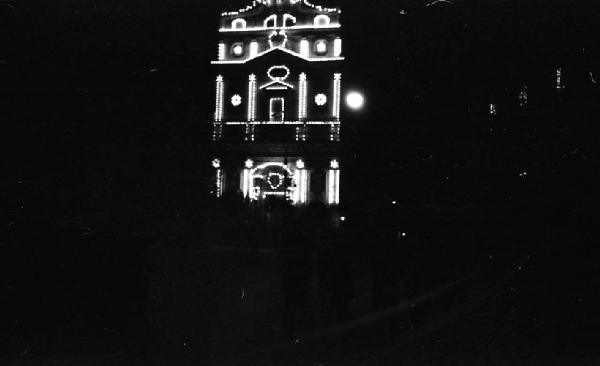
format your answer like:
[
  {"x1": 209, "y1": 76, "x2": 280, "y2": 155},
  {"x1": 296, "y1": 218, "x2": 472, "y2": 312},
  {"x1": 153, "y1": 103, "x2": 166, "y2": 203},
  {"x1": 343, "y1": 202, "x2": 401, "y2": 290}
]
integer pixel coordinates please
[{"x1": 2, "y1": 196, "x2": 599, "y2": 366}]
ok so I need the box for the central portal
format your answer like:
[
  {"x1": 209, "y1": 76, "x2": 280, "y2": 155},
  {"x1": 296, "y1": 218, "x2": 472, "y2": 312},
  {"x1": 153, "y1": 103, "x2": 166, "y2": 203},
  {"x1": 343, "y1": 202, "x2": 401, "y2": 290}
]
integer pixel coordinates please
[
  {"x1": 253, "y1": 163, "x2": 294, "y2": 202},
  {"x1": 241, "y1": 160, "x2": 312, "y2": 206}
]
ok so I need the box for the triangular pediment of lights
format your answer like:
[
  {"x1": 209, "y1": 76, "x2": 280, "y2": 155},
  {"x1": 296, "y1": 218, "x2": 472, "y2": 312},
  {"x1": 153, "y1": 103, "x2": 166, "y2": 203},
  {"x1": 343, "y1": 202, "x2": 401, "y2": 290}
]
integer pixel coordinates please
[
  {"x1": 260, "y1": 80, "x2": 295, "y2": 90},
  {"x1": 212, "y1": 46, "x2": 317, "y2": 65}
]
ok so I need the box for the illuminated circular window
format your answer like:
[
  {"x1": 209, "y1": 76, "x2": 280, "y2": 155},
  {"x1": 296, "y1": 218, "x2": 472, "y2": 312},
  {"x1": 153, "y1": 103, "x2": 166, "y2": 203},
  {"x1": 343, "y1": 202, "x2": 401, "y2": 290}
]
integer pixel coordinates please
[
  {"x1": 314, "y1": 40, "x2": 328, "y2": 55},
  {"x1": 231, "y1": 43, "x2": 245, "y2": 57},
  {"x1": 315, "y1": 93, "x2": 327, "y2": 106},
  {"x1": 231, "y1": 94, "x2": 242, "y2": 106}
]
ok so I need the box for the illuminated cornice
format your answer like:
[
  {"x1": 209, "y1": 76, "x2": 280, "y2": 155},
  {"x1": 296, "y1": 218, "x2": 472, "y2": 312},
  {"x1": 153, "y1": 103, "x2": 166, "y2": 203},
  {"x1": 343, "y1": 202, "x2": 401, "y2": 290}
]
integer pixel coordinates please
[
  {"x1": 211, "y1": 46, "x2": 344, "y2": 64},
  {"x1": 221, "y1": 0, "x2": 341, "y2": 17},
  {"x1": 221, "y1": 121, "x2": 341, "y2": 125},
  {"x1": 219, "y1": 23, "x2": 341, "y2": 33}
]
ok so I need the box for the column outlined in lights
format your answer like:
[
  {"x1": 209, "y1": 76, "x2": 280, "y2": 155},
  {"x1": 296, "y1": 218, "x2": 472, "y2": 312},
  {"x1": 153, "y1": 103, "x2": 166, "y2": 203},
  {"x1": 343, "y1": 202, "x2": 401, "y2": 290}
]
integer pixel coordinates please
[{"x1": 327, "y1": 159, "x2": 340, "y2": 205}]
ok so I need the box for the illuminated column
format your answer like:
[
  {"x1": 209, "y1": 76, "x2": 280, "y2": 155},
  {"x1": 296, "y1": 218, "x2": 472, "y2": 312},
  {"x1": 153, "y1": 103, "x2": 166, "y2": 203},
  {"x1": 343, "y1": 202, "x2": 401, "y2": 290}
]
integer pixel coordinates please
[
  {"x1": 246, "y1": 74, "x2": 257, "y2": 141},
  {"x1": 214, "y1": 75, "x2": 224, "y2": 141},
  {"x1": 300, "y1": 39, "x2": 310, "y2": 58},
  {"x1": 556, "y1": 67, "x2": 565, "y2": 90},
  {"x1": 333, "y1": 38, "x2": 342, "y2": 57},
  {"x1": 301, "y1": 169, "x2": 308, "y2": 204},
  {"x1": 212, "y1": 158, "x2": 223, "y2": 197},
  {"x1": 218, "y1": 43, "x2": 225, "y2": 61},
  {"x1": 215, "y1": 75, "x2": 224, "y2": 121},
  {"x1": 249, "y1": 41, "x2": 259, "y2": 58},
  {"x1": 294, "y1": 159, "x2": 308, "y2": 205},
  {"x1": 216, "y1": 169, "x2": 223, "y2": 197},
  {"x1": 298, "y1": 73, "x2": 307, "y2": 120},
  {"x1": 247, "y1": 74, "x2": 257, "y2": 121},
  {"x1": 242, "y1": 159, "x2": 255, "y2": 199},
  {"x1": 327, "y1": 159, "x2": 340, "y2": 205},
  {"x1": 332, "y1": 73, "x2": 342, "y2": 119}
]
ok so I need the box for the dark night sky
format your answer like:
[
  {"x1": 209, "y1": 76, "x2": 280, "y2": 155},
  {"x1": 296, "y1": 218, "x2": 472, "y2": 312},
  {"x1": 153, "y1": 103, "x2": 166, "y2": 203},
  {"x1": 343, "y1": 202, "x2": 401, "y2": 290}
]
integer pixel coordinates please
[{"x1": 1, "y1": 0, "x2": 599, "y2": 226}]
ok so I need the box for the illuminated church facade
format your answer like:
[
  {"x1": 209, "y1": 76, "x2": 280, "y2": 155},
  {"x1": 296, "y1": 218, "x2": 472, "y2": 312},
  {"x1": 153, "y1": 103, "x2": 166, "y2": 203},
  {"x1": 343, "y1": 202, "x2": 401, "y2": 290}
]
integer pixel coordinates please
[{"x1": 210, "y1": 0, "x2": 344, "y2": 206}]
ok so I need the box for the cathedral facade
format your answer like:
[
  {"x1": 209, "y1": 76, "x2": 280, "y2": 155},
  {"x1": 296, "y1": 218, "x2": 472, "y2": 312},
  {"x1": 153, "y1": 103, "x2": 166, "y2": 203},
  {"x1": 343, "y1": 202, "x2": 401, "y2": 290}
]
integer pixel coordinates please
[{"x1": 210, "y1": 0, "x2": 344, "y2": 206}]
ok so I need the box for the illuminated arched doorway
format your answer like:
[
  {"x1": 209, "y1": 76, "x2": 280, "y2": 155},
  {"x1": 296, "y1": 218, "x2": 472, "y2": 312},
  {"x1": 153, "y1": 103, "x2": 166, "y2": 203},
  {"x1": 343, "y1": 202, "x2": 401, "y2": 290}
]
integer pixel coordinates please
[
  {"x1": 252, "y1": 163, "x2": 294, "y2": 202},
  {"x1": 241, "y1": 161, "x2": 310, "y2": 205}
]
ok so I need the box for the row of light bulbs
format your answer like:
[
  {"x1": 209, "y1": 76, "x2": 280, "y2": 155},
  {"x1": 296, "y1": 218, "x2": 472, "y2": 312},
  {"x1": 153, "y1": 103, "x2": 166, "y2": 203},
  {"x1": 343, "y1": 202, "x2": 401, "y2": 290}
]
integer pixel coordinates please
[
  {"x1": 221, "y1": 0, "x2": 340, "y2": 17},
  {"x1": 222, "y1": 37, "x2": 341, "y2": 60},
  {"x1": 228, "y1": 93, "x2": 327, "y2": 107},
  {"x1": 233, "y1": 158, "x2": 340, "y2": 170}
]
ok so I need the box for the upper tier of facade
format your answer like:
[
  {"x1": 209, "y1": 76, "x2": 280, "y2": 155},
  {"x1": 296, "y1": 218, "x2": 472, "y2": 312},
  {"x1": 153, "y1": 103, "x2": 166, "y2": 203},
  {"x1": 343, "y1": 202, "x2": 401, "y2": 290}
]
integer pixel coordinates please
[{"x1": 213, "y1": 0, "x2": 343, "y2": 65}]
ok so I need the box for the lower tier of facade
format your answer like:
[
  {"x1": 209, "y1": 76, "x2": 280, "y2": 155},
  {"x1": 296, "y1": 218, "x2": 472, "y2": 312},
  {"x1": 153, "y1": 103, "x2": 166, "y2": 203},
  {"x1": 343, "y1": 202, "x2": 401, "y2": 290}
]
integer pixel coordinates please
[{"x1": 210, "y1": 142, "x2": 342, "y2": 206}]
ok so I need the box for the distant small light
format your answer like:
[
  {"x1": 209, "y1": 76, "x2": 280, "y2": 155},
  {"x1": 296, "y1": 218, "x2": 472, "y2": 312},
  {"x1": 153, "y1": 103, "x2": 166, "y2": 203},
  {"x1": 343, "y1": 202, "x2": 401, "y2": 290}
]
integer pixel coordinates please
[
  {"x1": 392, "y1": 201, "x2": 397, "y2": 205},
  {"x1": 346, "y1": 92, "x2": 364, "y2": 110},
  {"x1": 519, "y1": 86, "x2": 528, "y2": 107},
  {"x1": 340, "y1": 216, "x2": 346, "y2": 222},
  {"x1": 212, "y1": 159, "x2": 221, "y2": 169}
]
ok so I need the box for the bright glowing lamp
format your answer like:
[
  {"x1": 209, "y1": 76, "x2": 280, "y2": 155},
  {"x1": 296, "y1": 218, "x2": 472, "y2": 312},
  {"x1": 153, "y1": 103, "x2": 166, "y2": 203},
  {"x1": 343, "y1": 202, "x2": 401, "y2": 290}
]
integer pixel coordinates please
[{"x1": 346, "y1": 92, "x2": 364, "y2": 110}]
